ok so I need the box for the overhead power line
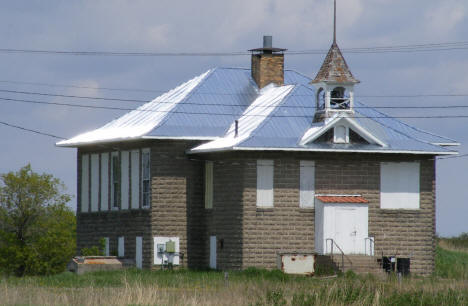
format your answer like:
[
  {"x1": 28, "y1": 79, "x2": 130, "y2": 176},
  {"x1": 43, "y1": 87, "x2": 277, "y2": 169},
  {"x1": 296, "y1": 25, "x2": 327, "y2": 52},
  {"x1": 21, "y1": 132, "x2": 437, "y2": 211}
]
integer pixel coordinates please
[
  {"x1": 0, "y1": 120, "x2": 64, "y2": 139},
  {"x1": 4, "y1": 95, "x2": 468, "y2": 119},
  {"x1": 2, "y1": 88, "x2": 468, "y2": 109},
  {"x1": 1, "y1": 41, "x2": 468, "y2": 56}
]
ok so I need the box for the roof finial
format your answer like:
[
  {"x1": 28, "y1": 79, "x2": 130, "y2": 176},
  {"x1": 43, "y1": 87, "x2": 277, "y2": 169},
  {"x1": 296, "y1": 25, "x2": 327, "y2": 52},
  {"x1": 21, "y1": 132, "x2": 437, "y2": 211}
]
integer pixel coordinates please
[{"x1": 333, "y1": 0, "x2": 337, "y2": 45}]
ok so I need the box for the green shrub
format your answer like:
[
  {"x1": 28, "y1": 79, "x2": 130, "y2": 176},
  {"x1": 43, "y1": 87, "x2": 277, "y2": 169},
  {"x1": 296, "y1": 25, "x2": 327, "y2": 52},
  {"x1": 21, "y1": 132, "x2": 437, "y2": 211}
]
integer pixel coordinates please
[{"x1": 81, "y1": 238, "x2": 106, "y2": 256}]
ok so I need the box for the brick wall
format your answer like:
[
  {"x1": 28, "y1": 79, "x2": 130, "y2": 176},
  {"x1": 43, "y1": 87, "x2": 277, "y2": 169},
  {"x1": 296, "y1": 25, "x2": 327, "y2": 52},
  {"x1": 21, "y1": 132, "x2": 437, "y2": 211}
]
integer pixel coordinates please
[{"x1": 251, "y1": 54, "x2": 284, "y2": 89}]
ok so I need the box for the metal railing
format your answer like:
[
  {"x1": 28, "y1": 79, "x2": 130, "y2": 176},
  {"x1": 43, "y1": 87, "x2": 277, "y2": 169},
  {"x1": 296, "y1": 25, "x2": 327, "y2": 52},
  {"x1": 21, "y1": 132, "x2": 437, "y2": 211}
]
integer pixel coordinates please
[
  {"x1": 364, "y1": 237, "x2": 375, "y2": 256},
  {"x1": 325, "y1": 238, "x2": 353, "y2": 272}
]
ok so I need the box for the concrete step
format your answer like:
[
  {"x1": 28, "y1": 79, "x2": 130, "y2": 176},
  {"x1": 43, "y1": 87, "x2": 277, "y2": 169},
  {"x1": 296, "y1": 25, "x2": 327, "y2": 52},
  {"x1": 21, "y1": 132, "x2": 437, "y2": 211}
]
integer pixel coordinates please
[{"x1": 327, "y1": 254, "x2": 385, "y2": 275}]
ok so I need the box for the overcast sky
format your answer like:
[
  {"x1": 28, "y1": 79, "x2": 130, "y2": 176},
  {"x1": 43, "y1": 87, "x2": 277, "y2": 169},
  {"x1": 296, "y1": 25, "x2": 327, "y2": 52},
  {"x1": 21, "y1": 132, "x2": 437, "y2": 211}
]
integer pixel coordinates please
[{"x1": 0, "y1": 0, "x2": 467, "y2": 236}]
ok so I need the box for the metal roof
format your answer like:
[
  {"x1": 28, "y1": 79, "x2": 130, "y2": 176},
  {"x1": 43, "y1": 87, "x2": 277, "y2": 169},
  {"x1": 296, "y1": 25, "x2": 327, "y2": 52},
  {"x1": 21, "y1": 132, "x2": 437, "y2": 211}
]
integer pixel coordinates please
[{"x1": 57, "y1": 67, "x2": 458, "y2": 156}]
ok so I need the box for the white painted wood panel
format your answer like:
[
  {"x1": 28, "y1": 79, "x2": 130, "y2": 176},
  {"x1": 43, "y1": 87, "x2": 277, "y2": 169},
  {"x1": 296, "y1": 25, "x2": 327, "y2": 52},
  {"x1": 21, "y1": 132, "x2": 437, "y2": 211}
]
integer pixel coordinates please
[
  {"x1": 131, "y1": 150, "x2": 140, "y2": 209},
  {"x1": 136, "y1": 236, "x2": 142, "y2": 269},
  {"x1": 381, "y1": 162, "x2": 420, "y2": 209},
  {"x1": 80, "y1": 154, "x2": 89, "y2": 213},
  {"x1": 205, "y1": 161, "x2": 213, "y2": 209},
  {"x1": 300, "y1": 160, "x2": 315, "y2": 208},
  {"x1": 209, "y1": 236, "x2": 216, "y2": 269},
  {"x1": 256, "y1": 160, "x2": 274, "y2": 207},
  {"x1": 121, "y1": 151, "x2": 129, "y2": 210},
  {"x1": 118, "y1": 236, "x2": 125, "y2": 257},
  {"x1": 100, "y1": 153, "x2": 109, "y2": 211},
  {"x1": 90, "y1": 154, "x2": 99, "y2": 212}
]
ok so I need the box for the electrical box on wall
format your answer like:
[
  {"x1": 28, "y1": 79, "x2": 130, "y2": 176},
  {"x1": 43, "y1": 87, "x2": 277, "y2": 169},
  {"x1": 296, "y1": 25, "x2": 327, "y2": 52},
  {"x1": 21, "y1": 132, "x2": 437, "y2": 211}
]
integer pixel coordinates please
[{"x1": 166, "y1": 241, "x2": 176, "y2": 253}]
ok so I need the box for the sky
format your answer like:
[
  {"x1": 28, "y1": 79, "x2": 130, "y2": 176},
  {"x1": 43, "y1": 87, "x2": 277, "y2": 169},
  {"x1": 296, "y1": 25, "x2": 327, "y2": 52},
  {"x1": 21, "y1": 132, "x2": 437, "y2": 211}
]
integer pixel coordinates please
[{"x1": 0, "y1": 0, "x2": 467, "y2": 236}]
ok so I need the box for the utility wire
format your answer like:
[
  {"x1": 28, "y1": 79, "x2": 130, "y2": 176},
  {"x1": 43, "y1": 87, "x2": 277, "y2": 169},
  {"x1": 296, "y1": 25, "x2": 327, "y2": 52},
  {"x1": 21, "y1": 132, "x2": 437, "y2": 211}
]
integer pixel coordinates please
[
  {"x1": 3, "y1": 96, "x2": 468, "y2": 119},
  {"x1": 2, "y1": 41, "x2": 468, "y2": 56},
  {"x1": 0, "y1": 120, "x2": 64, "y2": 139},
  {"x1": 3, "y1": 88, "x2": 468, "y2": 110}
]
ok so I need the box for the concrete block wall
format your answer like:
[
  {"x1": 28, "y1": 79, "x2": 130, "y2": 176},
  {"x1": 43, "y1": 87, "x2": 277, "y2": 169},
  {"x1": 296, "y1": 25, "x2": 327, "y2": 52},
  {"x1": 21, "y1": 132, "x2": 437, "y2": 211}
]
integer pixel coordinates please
[{"x1": 204, "y1": 152, "x2": 435, "y2": 276}]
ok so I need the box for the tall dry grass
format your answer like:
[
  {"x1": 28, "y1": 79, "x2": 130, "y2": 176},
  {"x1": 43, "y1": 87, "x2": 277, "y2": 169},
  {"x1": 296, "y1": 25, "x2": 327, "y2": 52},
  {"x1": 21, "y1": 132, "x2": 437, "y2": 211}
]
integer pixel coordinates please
[{"x1": 1, "y1": 273, "x2": 467, "y2": 305}]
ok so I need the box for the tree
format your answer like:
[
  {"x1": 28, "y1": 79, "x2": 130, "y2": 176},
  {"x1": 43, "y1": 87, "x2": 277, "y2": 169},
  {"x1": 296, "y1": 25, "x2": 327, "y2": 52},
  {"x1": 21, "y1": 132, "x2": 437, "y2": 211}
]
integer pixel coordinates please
[{"x1": 0, "y1": 165, "x2": 76, "y2": 276}]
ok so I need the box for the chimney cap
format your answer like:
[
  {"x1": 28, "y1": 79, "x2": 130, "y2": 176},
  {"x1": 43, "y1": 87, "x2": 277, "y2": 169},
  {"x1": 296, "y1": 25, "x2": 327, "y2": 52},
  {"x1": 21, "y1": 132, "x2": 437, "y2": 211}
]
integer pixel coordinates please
[{"x1": 248, "y1": 35, "x2": 287, "y2": 53}]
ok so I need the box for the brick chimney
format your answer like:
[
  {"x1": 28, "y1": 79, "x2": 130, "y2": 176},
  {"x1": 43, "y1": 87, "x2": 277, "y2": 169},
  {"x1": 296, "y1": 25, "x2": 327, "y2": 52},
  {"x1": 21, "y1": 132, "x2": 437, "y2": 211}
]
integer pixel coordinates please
[{"x1": 249, "y1": 36, "x2": 287, "y2": 89}]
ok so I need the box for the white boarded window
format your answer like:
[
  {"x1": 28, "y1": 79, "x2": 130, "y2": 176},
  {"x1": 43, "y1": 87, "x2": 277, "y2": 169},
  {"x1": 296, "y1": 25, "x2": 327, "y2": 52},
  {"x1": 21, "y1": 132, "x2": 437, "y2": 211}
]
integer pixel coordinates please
[
  {"x1": 90, "y1": 154, "x2": 99, "y2": 212},
  {"x1": 100, "y1": 153, "x2": 109, "y2": 211},
  {"x1": 80, "y1": 154, "x2": 89, "y2": 213},
  {"x1": 111, "y1": 152, "x2": 120, "y2": 209},
  {"x1": 257, "y1": 160, "x2": 274, "y2": 207},
  {"x1": 381, "y1": 162, "x2": 420, "y2": 209},
  {"x1": 300, "y1": 160, "x2": 315, "y2": 208},
  {"x1": 121, "y1": 151, "x2": 130, "y2": 210},
  {"x1": 142, "y1": 148, "x2": 151, "y2": 208},
  {"x1": 118, "y1": 236, "x2": 125, "y2": 257},
  {"x1": 104, "y1": 237, "x2": 110, "y2": 256},
  {"x1": 131, "y1": 150, "x2": 140, "y2": 209},
  {"x1": 205, "y1": 161, "x2": 213, "y2": 209}
]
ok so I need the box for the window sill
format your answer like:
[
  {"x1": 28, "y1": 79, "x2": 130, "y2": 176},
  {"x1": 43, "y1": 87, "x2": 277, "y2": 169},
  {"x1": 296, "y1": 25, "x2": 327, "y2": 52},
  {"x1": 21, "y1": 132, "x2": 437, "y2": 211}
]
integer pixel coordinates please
[{"x1": 298, "y1": 207, "x2": 315, "y2": 212}]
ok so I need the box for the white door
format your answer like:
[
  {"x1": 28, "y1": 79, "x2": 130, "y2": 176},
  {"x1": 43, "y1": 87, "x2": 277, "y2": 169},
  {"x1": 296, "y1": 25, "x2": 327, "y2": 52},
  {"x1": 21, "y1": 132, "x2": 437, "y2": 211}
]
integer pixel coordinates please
[
  {"x1": 209, "y1": 236, "x2": 216, "y2": 269},
  {"x1": 323, "y1": 203, "x2": 368, "y2": 254},
  {"x1": 136, "y1": 237, "x2": 142, "y2": 269},
  {"x1": 334, "y1": 207, "x2": 359, "y2": 253}
]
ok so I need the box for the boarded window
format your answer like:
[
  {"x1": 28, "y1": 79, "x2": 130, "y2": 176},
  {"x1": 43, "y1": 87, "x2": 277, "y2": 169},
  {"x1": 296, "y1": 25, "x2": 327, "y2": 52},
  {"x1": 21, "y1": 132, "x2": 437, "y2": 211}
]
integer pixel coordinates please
[
  {"x1": 118, "y1": 236, "x2": 125, "y2": 257},
  {"x1": 380, "y1": 162, "x2": 420, "y2": 209},
  {"x1": 104, "y1": 237, "x2": 110, "y2": 256},
  {"x1": 90, "y1": 154, "x2": 99, "y2": 212},
  {"x1": 111, "y1": 152, "x2": 120, "y2": 209},
  {"x1": 257, "y1": 160, "x2": 274, "y2": 207},
  {"x1": 131, "y1": 150, "x2": 140, "y2": 209},
  {"x1": 205, "y1": 161, "x2": 213, "y2": 209},
  {"x1": 81, "y1": 154, "x2": 89, "y2": 213},
  {"x1": 300, "y1": 160, "x2": 315, "y2": 208},
  {"x1": 121, "y1": 151, "x2": 129, "y2": 210},
  {"x1": 141, "y1": 148, "x2": 151, "y2": 208},
  {"x1": 100, "y1": 153, "x2": 109, "y2": 211}
]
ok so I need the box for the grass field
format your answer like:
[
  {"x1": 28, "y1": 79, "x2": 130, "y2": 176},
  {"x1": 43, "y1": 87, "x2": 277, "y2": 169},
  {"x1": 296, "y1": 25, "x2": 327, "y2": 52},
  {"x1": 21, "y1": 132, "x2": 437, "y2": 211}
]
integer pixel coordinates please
[{"x1": 1, "y1": 237, "x2": 467, "y2": 305}]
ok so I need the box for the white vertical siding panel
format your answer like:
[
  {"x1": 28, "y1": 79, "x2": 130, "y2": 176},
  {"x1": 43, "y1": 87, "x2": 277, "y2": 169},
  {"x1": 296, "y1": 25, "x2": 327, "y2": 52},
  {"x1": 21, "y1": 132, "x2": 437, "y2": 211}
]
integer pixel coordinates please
[
  {"x1": 100, "y1": 153, "x2": 109, "y2": 211},
  {"x1": 256, "y1": 160, "x2": 274, "y2": 207},
  {"x1": 131, "y1": 150, "x2": 140, "y2": 209},
  {"x1": 90, "y1": 154, "x2": 99, "y2": 212},
  {"x1": 121, "y1": 151, "x2": 130, "y2": 210},
  {"x1": 80, "y1": 154, "x2": 89, "y2": 213},
  {"x1": 205, "y1": 161, "x2": 213, "y2": 209},
  {"x1": 300, "y1": 160, "x2": 315, "y2": 208},
  {"x1": 209, "y1": 236, "x2": 217, "y2": 269},
  {"x1": 118, "y1": 236, "x2": 125, "y2": 257}
]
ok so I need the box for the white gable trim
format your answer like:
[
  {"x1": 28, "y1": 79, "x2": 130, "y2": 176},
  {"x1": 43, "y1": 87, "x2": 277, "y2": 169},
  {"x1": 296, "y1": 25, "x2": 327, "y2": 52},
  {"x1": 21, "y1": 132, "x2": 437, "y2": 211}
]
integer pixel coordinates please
[{"x1": 300, "y1": 116, "x2": 387, "y2": 147}]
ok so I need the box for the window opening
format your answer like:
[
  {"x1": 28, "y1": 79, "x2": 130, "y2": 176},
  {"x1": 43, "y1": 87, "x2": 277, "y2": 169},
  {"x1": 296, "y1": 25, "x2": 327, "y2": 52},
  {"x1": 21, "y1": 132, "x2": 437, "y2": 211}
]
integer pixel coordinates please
[
  {"x1": 141, "y1": 149, "x2": 151, "y2": 208},
  {"x1": 111, "y1": 152, "x2": 121, "y2": 209},
  {"x1": 317, "y1": 88, "x2": 326, "y2": 110},
  {"x1": 330, "y1": 87, "x2": 350, "y2": 109}
]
